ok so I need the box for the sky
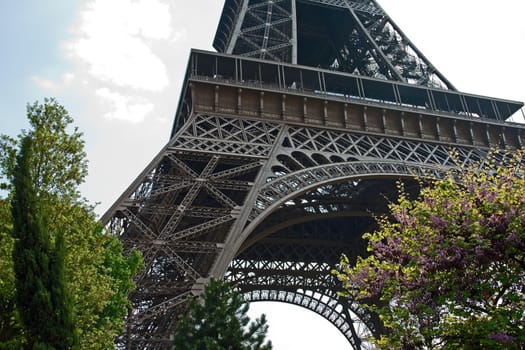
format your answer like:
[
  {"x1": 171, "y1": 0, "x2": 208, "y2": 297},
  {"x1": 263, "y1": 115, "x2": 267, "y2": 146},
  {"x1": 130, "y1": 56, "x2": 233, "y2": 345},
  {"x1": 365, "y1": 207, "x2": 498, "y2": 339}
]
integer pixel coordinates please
[{"x1": 1, "y1": 0, "x2": 525, "y2": 348}]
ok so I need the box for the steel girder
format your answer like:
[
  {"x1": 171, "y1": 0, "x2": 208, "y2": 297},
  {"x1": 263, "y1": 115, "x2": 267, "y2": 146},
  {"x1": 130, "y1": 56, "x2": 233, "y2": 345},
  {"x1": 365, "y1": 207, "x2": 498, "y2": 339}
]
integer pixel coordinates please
[
  {"x1": 103, "y1": 109, "x2": 494, "y2": 349},
  {"x1": 215, "y1": 0, "x2": 455, "y2": 89}
]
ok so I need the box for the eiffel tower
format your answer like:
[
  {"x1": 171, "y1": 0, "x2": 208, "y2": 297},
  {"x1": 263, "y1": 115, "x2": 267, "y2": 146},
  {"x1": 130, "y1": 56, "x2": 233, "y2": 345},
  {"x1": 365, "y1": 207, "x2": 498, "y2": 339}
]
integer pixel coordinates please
[{"x1": 102, "y1": 1, "x2": 525, "y2": 348}]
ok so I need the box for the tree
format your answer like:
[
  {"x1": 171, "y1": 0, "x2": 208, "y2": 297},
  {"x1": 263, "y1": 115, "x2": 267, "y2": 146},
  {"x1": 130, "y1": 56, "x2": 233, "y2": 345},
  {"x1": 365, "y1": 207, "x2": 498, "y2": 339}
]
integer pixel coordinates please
[
  {"x1": 11, "y1": 137, "x2": 78, "y2": 349},
  {"x1": 0, "y1": 198, "x2": 25, "y2": 349},
  {"x1": 173, "y1": 279, "x2": 272, "y2": 350},
  {"x1": 0, "y1": 99, "x2": 142, "y2": 348},
  {"x1": 335, "y1": 150, "x2": 525, "y2": 349}
]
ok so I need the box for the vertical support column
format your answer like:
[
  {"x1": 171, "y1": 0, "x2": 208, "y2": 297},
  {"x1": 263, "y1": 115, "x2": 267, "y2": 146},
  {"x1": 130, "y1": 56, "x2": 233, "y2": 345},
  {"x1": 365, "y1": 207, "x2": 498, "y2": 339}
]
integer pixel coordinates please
[
  {"x1": 261, "y1": 1, "x2": 274, "y2": 57},
  {"x1": 343, "y1": 103, "x2": 349, "y2": 129},
  {"x1": 226, "y1": 0, "x2": 249, "y2": 54},
  {"x1": 281, "y1": 94, "x2": 287, "y2": 120},
  {"x1": 435, "y1": 117, "x2": 441, "y2": 141},
  {"x1": 469, "y1": 122, "x2": 475, "y2": 145},
  {"x1": 400, "y1": 112, "x2": 406, "y2": 137},
  {"x1": 380, "y1": 108, "x2": 386, "y2": 133},
  {"x1": 452, "y1": 119, "x2": 458, "y2": 143},
  {"x1": 259, "y1": 91, "x2": 265, "y2": 117},
  {"x1": 485, "y1": 124, "x2": 491, "y2": 147},
  {"x1": 214, "y1": 85, "x2": 220, "y2": 112},
  {"x1": 303, "y1": 97, "x2": 308, "y2": 123},
  {"x1": 363, "y1": 106, "x2": 368, "y2": 132},
  {"x1": 237, "y1": 88, "x2": 243, "y2": 114},
  {"x1": 291, "y1": 0, "x2": 298, "y2": 64},
  {"x1": 417, "y1": 114, "x2": 424, "y2": 138},
  {"x1": 323, "y1": 101, "x2": 329, "y2": 125},
  {"x1": 501, "y1": 127, "x2": 507, "y2": 148}
]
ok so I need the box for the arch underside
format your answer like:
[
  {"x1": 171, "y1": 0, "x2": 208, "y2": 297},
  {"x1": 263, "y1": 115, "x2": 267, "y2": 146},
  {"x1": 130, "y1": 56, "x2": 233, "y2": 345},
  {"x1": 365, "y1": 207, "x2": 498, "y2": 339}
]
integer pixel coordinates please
[
  {"x1": 226, "y1": 177, "x2": 420, "y2": 349},
  {"x1": 104, "y1": 113, "x2": 493, "y2": 349},
  {"x1": 243, "y1": 290, "x2": 373, "y2": 349}
]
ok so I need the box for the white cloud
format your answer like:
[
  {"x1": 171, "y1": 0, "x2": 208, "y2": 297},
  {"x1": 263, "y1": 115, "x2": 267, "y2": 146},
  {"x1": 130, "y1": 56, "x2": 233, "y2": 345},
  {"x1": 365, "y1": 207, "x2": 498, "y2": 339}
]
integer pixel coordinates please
[
  {"x1": 170, "y1": 28, "x2": 187, "y2": 43},
  {"x1": 32, "y1": 73, "x2": 75, "y2": 92},
  {"x1": 96, "y1": 88, "x2": 154, "y2": 123},
  {"x1": 67, "y1": 0, "x2": 172, "y2": 91}
]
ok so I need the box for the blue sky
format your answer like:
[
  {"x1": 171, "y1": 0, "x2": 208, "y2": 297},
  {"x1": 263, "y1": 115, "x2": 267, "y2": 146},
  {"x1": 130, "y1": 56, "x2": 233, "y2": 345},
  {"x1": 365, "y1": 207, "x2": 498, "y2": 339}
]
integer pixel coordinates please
[
  {"x1": 1, "y1": 0, "x2": 80, "y2": 135},
  {"x1": 1, "y1": 0, "x2": 525, "y2": 348}
]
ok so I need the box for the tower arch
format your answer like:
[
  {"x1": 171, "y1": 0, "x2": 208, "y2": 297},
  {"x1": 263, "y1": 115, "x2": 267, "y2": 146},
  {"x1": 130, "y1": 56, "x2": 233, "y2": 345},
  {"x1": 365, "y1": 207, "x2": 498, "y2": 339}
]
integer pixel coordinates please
[{"x1": 222, "y1": 173, "x2": 423, "y2": 348}]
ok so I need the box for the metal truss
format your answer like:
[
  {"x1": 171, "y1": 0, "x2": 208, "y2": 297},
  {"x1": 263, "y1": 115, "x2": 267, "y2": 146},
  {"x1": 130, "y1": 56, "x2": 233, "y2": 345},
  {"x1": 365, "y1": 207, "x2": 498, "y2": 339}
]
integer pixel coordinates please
[
  {"x1": 104, "y1": 114, "x2": 280, "y2": 348},
  {"x1": 252, "y1": 160, "x2": 439, "y2": 217},
  {"x1": 245, "y1": 178, "x2": 418, "y2": 245},
  {"x1": 282, "y1": 125, "x2": 485, "y2": 164},
  {"x1": 249, "y1": 123, "x2": 486, "y2": 219},
  {"x1": 226, "y1": 0, "x2": 296, "y2": 62},
  {"x1": 102, "y1": 108, "x2": 504, "y2": 349},
  {"x1": 305, "y1": 0, "x2": 383, "y2": 15},
  {"x1": 227, "y1": 178, "x2": 417, "y2": 347},
  {"x1": 242, "y1": 290, "x2": 374, "y2": 349},
  {"x1": 171, "y1": 114, "x2": 282, "y2": 157},
  {"x1": 334, "y1": 0, "x2": 455, "y2": 89},
  {"x1": 215, "y1": 0, "x2": 455, "y2": 89},
  {"x1": 227, "y1": 214, "x2": 380, "y2": 349}
]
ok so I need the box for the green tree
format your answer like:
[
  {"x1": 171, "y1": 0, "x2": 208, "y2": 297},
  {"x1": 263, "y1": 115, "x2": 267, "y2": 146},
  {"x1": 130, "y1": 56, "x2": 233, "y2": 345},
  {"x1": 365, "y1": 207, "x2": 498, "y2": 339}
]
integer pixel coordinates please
[
  {"x1": 173, "y1": 279, "x2": 272, "y2": 350},
  {"x1": 335, "y1": 150, "x2": 525, "y2": 349},
  {"x1": 12, "y1": 137, "x2": 77, "y2": 349},
  {"x1": 0, "y1": 198, "x2": 25, "y2": 349},
  {"x1": 0, "y1": 99, "x2": 142, "y2": 348}
]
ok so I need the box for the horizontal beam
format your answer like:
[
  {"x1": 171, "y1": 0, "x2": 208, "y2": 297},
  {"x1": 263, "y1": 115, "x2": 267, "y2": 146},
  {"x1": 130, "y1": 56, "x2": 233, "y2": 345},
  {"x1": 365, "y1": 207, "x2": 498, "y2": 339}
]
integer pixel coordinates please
[{"x1": 184, "y1": 50, "x2": 523, "y2": 124}]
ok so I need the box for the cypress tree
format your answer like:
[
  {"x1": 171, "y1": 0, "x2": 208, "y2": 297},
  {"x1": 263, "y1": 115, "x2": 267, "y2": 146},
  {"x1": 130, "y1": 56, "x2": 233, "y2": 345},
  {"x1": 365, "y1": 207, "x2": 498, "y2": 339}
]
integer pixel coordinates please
[
  {"x1": 2, "y1": 99, "x2": 142, "y2": 348},
  {"x1": 173, "y1": 279, "x2": 272, "y2": 350},
  {"x1": 11, "y1": 137, "x2": 77, "y2": 349}
]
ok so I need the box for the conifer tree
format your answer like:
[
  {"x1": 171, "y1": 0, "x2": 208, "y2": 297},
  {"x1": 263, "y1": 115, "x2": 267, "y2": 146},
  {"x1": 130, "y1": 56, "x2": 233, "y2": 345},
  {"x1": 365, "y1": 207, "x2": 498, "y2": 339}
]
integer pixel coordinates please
[
  {"x1": 0, "y1": 198, "x2": 24, "y2": 349},
  {"x1": 173, "y1": 279, "x2": 272, "y2": 350},
  {"x1": 11, "y1": 137, "x2": 78, "y2": 349},
  {"x1": 1, "y1": 99, "x2": 142, "y2": 348}
]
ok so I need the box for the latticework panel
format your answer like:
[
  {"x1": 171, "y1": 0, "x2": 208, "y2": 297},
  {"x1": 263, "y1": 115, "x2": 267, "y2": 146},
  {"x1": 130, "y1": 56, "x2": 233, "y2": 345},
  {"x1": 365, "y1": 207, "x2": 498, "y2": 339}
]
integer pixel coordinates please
[
  {"x1": 172, "y1": 114, "x2": 282, "y2": 157},
  {"x1": 104, "y1": 113, "x2": 287, "y2": 348},
  {"x1": 282, "y1": 126, "x2": 485, "y2": 165},
  {"x1": 110, "y1": 151, "x2": 261, "y2": 348},
  {"x1": 105, "y1": 111, "x2": 498, "y2": 349},
  {"x1": 246, "y1": 123, "x2": 487, "y2": 219},
  {"x1": 304, "y1": 0, "x2": 383, "y2": 15},
  {"x1": 217, "y1": 0, "x2": 455, "y2": 89},
  {"x1": 227, "y1": 215, "x2": 380, "y2": 349},
  {"x1": 334, "y1": 0, "x2": 454, "y2": 89},
  {"x1": 230, "y1": 0, "x2": 295, "y2": 62},
  {"x1": 243, "y1": 289, "x2": 374, "y2": 349}
]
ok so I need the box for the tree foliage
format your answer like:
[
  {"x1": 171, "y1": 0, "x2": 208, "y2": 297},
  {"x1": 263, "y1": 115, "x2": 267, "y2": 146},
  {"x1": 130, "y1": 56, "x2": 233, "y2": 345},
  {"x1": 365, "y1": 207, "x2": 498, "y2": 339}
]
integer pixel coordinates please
[
  {"x1": 335, "y1": 150, "x2": 525, "y2": 349},
  {"x1": 12, "y1": 137, "x2": 78, "y2": 349},
  {"x1": 0, "y1": 198, "x2": 25, "y2": 349},
  {"x1": 173, "y1": 279, "x2": 273, "y2": 350},
  {"x1": 0, "y1": 98, "x2": 142, "y2": 349},
  {"x1": 0, "y1": 100, "x2": 87, "y2": 197}
]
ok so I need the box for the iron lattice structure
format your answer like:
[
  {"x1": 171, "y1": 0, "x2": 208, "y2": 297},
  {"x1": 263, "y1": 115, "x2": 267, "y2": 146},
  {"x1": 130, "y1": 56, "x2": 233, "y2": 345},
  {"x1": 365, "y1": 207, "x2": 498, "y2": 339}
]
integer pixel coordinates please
[
  {"x1": 102, "y1": 1, "x2": 525, "y2": 349},
  {"x1": 214, "y1": 0, "x2": 456, "y2": 89}
]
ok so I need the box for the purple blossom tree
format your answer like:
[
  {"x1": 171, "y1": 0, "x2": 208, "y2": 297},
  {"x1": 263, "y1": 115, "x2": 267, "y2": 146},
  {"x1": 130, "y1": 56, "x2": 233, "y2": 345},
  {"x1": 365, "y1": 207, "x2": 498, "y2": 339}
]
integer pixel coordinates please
[{"x1": 335, "y1": 150, "x2": 525, "y2": 349}]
